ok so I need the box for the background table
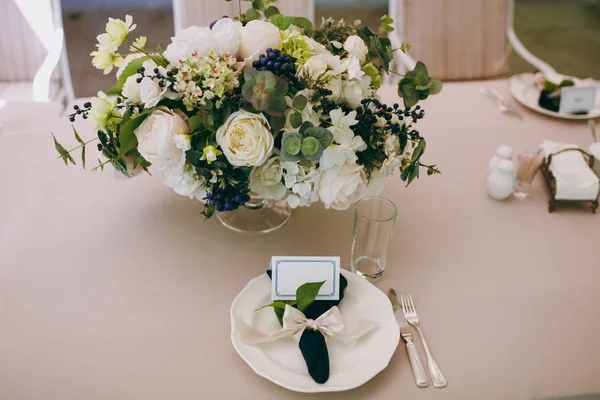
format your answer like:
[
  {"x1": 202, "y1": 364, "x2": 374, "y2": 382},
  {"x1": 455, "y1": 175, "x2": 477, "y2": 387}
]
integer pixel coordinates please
[{"x1": 1, "y1": 81, "x2": 599, "y2": 400}]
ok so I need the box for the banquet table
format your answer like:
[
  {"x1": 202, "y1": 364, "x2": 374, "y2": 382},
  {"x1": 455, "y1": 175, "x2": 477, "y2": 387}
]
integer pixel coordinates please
[{"x1": 1, "y1": 80, "x2": 599, "y2": 400}]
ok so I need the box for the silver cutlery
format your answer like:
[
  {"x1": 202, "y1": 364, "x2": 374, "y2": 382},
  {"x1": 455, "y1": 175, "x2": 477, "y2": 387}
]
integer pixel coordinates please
[
  {"x1": 400, "y1": 292, "x2": 447, "y2": 388},
  {"x1": 388, "y1": 289, "x2": 428, "y2": 388},
  {"x1": 480, "y1": 87, "x2": 524, "y2": 119}
]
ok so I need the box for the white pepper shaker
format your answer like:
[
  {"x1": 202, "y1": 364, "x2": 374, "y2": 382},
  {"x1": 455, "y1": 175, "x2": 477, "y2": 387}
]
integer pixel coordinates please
[
  {"x1": 489, "y1": 145, "x2": 513, "y2": 172},
  {"x1": 487, "y1": 159, "x2": 515, "y2": 200}
]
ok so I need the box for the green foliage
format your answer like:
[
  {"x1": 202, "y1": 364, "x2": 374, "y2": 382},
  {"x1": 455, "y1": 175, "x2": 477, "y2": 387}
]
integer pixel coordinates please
[
  {"x1": 313, "y1": 18, "x2": 356, "y2": 51},
  {"x1": 292, "y1": 95, "x2": 308, "y2": 111},
  {"x1": 117, "y1": 113, "x2": 149, "y2": 159},
  {"x1": 72, "y1": 127, "x2": 87, "y2": 169},
  {"x1": 380, "y1": 14, "x2": 394, "y2": 33},
  {"x1": 397, "y1": 61, "x2": 443, "y2": 108},
  {"x1": 264, "y1": 5, "x2": 279, "y2": 18},
  {"x1": 52, "y1": 133, "x2": 76, "y2": 166},
  {"x1": 280, "y1": 121, "x2": 333, "y2": 161},
  {"x1": 242, "y1": 69, "x2": 288, "y2": 117},
  {"x1": 269, "y1": 14, "x2": 314, "y2": 36},
  {"x1": 357, "y1": 26, "x2": 393, "y2": 72},
  {"x1": 296, "y1": 281, "x2": 326, "y2": 312},
  {"x1": 106, "y1": 56, "x2": 149, "y2": 95}
]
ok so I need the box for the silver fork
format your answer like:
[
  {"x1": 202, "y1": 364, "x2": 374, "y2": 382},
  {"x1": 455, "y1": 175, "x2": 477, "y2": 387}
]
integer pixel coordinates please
[{"x1": 401, "y1": 293, "x2": 447, "y2": 388}]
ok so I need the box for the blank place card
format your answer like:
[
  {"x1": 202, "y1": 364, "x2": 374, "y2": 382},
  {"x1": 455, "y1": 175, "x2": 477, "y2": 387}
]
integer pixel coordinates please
[
  {"x1": 559, "y1": 86, "x2": 596, "y2": 114},
  {"x1": 271, "y1": 256, "x2": 340, "y2": 301}
]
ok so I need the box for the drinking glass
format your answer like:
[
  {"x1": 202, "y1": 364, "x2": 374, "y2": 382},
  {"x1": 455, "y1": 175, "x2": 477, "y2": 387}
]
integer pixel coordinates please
[
  {"x1": 514, "y1": 149, "x2": 543, "y2": 198},
  {"x1": 351, "y1": 196, "x2": 397, "y2": 281}
]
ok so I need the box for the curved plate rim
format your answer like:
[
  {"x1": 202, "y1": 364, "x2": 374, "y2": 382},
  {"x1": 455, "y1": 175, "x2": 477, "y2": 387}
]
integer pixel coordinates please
[
  {"x1": 230, "y1": 269, "x2": 400, "y2": 393},
  {"x1": 509, "y1": 72, "x2": 600, "y2": 120}
]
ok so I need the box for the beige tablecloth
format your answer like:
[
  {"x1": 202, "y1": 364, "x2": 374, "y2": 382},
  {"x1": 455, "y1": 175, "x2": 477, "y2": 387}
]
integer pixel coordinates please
[{"x1": 1, "y1": 81, "x2": 599, "y2": 400}]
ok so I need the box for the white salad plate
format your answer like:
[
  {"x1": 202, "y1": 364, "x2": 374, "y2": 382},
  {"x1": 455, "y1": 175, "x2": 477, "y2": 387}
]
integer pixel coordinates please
[
  {"x1": 509, "y1": 72, "x2": 600, "y2": 120},
  {"x1": 230, "y1": 269, "x2": 400, "y2": 393}
]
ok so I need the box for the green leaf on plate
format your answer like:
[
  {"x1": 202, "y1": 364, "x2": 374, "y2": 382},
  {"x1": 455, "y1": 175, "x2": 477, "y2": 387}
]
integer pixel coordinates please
[{"x1": 296, "y1": 281, "x2": 326, "y2": 312}]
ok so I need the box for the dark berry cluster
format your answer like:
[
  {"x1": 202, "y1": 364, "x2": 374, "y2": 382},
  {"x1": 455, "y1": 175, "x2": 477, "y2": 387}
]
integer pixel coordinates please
[
  {"x1": 315, "y1": 88, "x2": 338, "y2": 114},
  {"x1": 68, "y1": 101, "x2": 92, "y2": 122},
  {"x1": 206, "y1": 184, "x2": 251, "y2": 212},
  {"x1": 136, "y1": 66, "x2": 177, "y2": 93},
  {"x1": 252, "y1": 48, "x2": 297, "y2": 80},
  {"x1": 209, "y1": 15, "x2": 229, "y2": 29}
]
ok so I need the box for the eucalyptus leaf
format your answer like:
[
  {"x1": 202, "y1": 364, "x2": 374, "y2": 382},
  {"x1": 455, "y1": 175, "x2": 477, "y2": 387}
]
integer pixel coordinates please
[
  {"x1": 72, "y1": 126, "x2": 86, "y2": 169},
  {"x1": 297, "y1": 281, "x2": 326, "y2": 312},
  {"x1": 188, "y1": 115, "x2": 203, "y2": 131},
  {"x1": 293, "y1": 95, "x2": 308, "y2": 112},
  {"x1": 264, "y1": 5, "x2": 279, "y2": 18},
  {"x1": 303, "y1": 127, "x2": 333, "y2": 148},
  {"x1": 411, "y1": 139, "x2": 426, "y2": 162},
  {"x1": 282, "y1": 132, "x2": 303, "y2": 156},
  {"x1": 290, "y1": 111, "x2": 302, "y2": 129},
  {"x1": 299, "y1": 121, "x2": 314, "y2": 134},
  {"x1": 269, "y1": 14, "x2": 314, "y2": 36},
  {"x1": 245, "y1": 7, "x2": 261, "y2": 21},
  {"x1": 270, "y1": 115, "x2": 286, "y2": 134},
  {"x1": 428, "y1": 78, "x2": 443, "y2": 95},
  {"x1": 52, "y1": 133, "x2": 76, "y2": 166},
  {"x1": 252, "y1": 0, "x2": 265, "y2": 10}
]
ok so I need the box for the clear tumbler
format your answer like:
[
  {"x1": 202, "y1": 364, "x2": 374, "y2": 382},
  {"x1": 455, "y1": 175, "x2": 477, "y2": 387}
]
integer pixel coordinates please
[{"x1": 351, "y1": 196, "x2": 397, "y2": 281}]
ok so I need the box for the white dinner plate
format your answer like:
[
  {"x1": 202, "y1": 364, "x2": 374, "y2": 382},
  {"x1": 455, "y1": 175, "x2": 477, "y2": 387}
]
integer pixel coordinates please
[
  {"x1": 509, "y1": 72, "x2": 600, "y2": 120},
  {"x1": 230, "y1": 269, "x2": 400, "y2": 393}
]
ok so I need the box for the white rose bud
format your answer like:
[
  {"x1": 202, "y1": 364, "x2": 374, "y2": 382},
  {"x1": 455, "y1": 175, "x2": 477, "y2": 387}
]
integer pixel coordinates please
[
  {"x1": 318, "y1": 162, "x2": 367, "y2": 210},
  {"x1": 249, "y1": 156, "x2": 287, "y2": 200},
  {"x1": 216, "y1": 110, "x2": 274, "y2": 167},
  {"x1": 343, "y1": 35, "x2": 368, "y2": 62},
  {"x1": 122, "y1": 75, "x2": 141, "y2": 103},
  {"x1": 239, "y1": 20, "x2": 282, "y2": 62},
  {"x1": 134, "y1": 107, "x2": 191, "y2": 170}
]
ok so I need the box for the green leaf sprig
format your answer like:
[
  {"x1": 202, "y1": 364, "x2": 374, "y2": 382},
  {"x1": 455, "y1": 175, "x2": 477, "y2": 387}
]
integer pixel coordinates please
[
  {"x1": 256, "y1": 280, "x2": 326, "y2": 313},
  {"x1": 397, "y1": 61, "x2": 443, "y2": 108}
]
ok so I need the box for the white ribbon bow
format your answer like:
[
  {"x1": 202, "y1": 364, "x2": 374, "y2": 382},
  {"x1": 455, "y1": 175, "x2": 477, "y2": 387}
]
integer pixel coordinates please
[{"x1": 238, "y1": 305, "x2": 379, "y2": 346}]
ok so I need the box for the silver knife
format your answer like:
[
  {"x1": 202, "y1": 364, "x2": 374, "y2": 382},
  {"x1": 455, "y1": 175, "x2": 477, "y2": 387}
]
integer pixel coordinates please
[{"x1": 388, "y1": 289, "x2": 428, "y2": 387}]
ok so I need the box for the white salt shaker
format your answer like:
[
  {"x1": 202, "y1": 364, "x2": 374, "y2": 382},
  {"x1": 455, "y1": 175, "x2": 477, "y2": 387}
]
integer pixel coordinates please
[
  {"x1": 489, "y1": 145, "x2": 513, "y2": 172},
  {"x1": 487, "y1": 159, "x2": 515, "y2": 200}
]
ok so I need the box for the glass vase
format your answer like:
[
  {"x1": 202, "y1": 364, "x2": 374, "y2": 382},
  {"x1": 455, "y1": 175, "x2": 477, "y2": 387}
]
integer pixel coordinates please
[{"x1": 216, "y1": 194, "x2": 291, "y2": 234}]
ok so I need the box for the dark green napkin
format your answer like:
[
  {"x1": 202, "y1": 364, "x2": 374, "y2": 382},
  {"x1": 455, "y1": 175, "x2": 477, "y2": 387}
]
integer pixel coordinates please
[{"x1": 266, "y1": 270, "x2": 348, "y2": 384}]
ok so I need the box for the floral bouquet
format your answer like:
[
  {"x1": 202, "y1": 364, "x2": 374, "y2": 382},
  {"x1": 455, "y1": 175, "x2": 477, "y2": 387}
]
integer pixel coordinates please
[{"x1": 54, "y1": 1, "x2": 442, "y2": 220}]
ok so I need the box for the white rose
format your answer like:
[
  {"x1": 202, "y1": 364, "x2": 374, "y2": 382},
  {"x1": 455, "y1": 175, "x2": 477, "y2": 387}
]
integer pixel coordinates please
[
  {"x1": 134, "y1": 107, "x2": 191, "y2": 169},
  {"x1": 318, "y1": 162, "x2": 367, "y2": 210},
  {"x1": 343, "y1": 75, "x2": 373, "y2": 109},
  {"x1": 122, "y1": 75, "x2": 141, "y2": 103},
  {"x1": 164, "y1": 26, "x2": 213, "y2": 65},
  {"x1": 249, "y1": 157, "x2": 286, "y2": 200},
  {"x1": 343, "y1": 35, "x2": 368, "y2": 62},
  {"x1": 325, "y1": 76, "x2": 343, "y2": 102},
  {"x1": 211, "y1": 18, "x2": 242, "y2": 56},
  {"x1": 300, "y1": 53, "x2": 344, "y2": 80},
  {"x1": 216, "y1": 111, "x2": 274, "y2": 167},
  {"x1": 158, "y1": 155, "x2": 206, "y2": 201},
  {"x1": 239, "y1": 20, "x2": 281, "y2": 61}
]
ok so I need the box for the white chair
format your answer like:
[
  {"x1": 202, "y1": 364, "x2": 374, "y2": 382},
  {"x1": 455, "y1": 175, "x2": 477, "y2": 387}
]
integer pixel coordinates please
[
  {"x1": 388, "y1": 0, "x2": 553, "y2": 82},
  {"x1": 0, "y1": 0, "x2": 75, "y2": 104},
  {"x1": 172, "y1": 0, "x2": 315, "y2": 33}
]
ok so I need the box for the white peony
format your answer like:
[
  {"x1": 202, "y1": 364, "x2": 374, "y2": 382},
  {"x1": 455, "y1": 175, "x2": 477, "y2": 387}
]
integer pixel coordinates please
[
  {"x1": 158, "y1": 154, "x2": 206, "y2": 201},
  {"x1": 239, "y1": 20, "x2": 281, "y2": 62},
  {"x1": 328, "y1": 108, "x2": 359, "y2": 144},
  {"x1": 211, "y1": 18, "x2": 242, "y2": 56},
  {"x1": 216, "y1": 111, "x2": 274, "y2": 167},
  {"x1": 249, "y1": 156, "x2": 287, "y2": 200},
  {"x1": 134, "y1": 107, "x2": 191, "y2": 169},
  {"x1": 343, "y1": 35, "x2": 368, "y2": 62},
  {"x1": 320, "y1": 137, "x2": 366, "y2": 170},
  {"x1": 164, "y1": 26, "x2": 213, "y2": 65},
  {"x1": 318, "y1": 162, "x2": 367, "y2": 210},
  {"x1": 343, "y1": 75, "x2": 373, "y2": 109},
  {"x1": 122, "y1": 75, "x2": 141, "y2": 103},
  {"x1": 300, "y1": 53, "x2": 344, "y2": 81},
  {"x1": 341, "y1": 56, "x2": 364, "y2": 80},
  {"x1": 365, "y1": 168, "x2": 386, "y2": 197}
]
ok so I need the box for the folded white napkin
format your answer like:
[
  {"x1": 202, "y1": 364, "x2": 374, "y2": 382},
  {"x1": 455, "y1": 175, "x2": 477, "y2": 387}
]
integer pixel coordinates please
[{"x1": 541, "y1": 140, "x2": 599, "y2": 201}]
